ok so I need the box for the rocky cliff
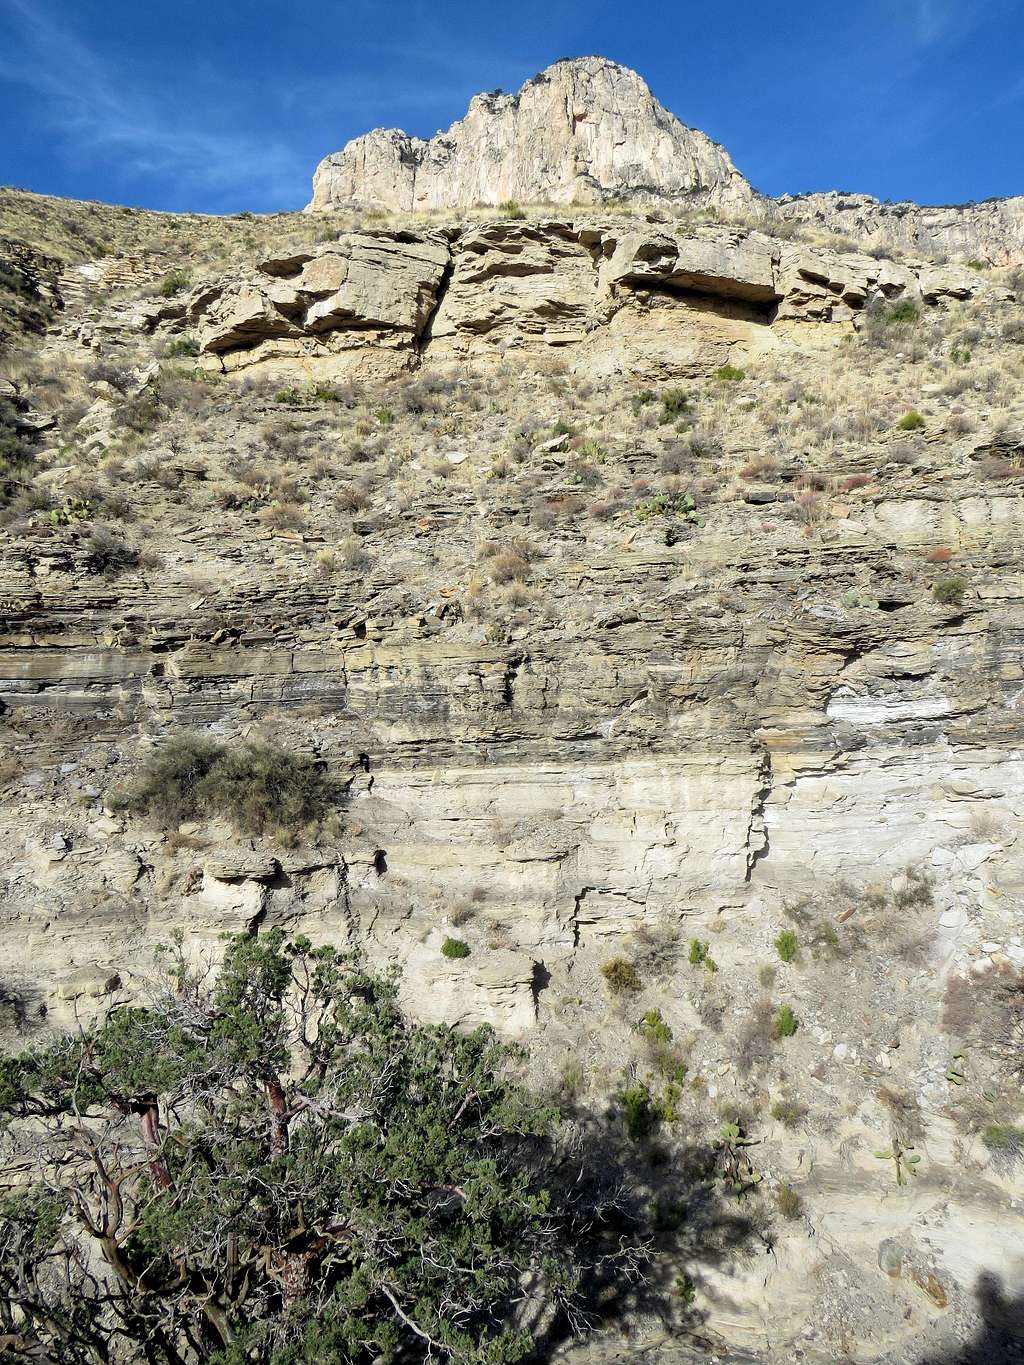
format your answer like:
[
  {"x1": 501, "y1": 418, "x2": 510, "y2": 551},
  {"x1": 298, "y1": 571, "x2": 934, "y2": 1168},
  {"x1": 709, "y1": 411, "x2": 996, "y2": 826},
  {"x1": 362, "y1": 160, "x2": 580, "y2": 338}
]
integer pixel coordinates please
[
  {"x1": 308, "y1": 57, "x2": 1024, "y2": 267},
  {"x1": 2, "y1": 184, "x2": 1024, "y2": 1363},
  {"x1": 308, "y1": 57, "x2": 755, "y2": 215}
]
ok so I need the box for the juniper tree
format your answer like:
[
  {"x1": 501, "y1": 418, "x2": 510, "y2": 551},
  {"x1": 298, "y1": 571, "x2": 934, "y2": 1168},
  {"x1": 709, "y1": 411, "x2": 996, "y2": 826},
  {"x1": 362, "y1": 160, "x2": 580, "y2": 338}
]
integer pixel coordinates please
[{"x1": 0, "y1": 932, "x2": 645, "y2": 1364}]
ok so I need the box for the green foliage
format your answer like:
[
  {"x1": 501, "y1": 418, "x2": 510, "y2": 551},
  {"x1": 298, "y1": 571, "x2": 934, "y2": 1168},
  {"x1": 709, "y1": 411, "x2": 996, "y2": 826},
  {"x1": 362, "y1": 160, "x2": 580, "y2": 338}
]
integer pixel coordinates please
[
  {"x1": 674, "y1": 1274, "x2": 696, "y2": 1306},
  {"x1": 874, "y1": 1136, "x2": 921, "y2": 1185},
  {"x1": 48, "y1": 495, "x2": 93, "y2": 526},
  {"x1": 688, "y1": 939, "x2": 718, "y2": 973},
  {"x1": 158, "y1": 268, "x2": 191, "y2": 297},
  {"x1": 551, "y1": 418, "x2": 575, "y2": 437},
  {"x1": 634, "y1": 490, "x2": 704, "y2": 526},
  {"x1": 374, "y1": 405, "x2": 396, "y2": 426},
  {"x1": 933, "y1": 575, "x2": 966, "y2": 607},
  {"x1": 770, "y1": 1097, "x2": 807, "y2": 1129},
  {"x1": 498, "y1": 199, "x2": 526, "y2": 219},
  {"x1": 111, "y1": 733, "x2": 340, "y2": 837},
  {"x1": 167, "y1": 333, "x2": 200, "y2": 357},
  {"x1": 631, "y1": 388, "x2": 657, "y2": 413},
  {"x1": 0, "y1": 932, "x2": 615, "y2": 1364},
  {"x1": 619, "y1": 1080, "x2": 656, "y2": 1140},
  {"x1": 897, "y1": 408, "x2": 926, "y2": 431},
  {"x1": 774, "y1": 929, "x2": 799, "y2": 964},
  {"x1": 894, "y1": 863, "x2": 935, "y2": 909},
  {"x1": 772, "y1": 1005, "x2": 799, "y2": 1039},
  {"x1": 441, "y1": 936, "x2": 470, "y2": 959},
  {"x1": 600, "y1": 957, "x2": 642, "y2": 994},
  {"x1": 712, "y1": 364, "x2": 745, "y2": 382},
  {"x1": 966, "y1": 259, "x2": 988, "y2": 271},
  {"x1": 981, "y1": 1123, "x2": 1024, "y2": 1156},
  {"x1": 658, "y1": 388, "x2": 691, "y2": 423},
  {"x1": 274, "y1": 385, "x2": 304, "y2": 405},
  {"x1": 878, "y1": 300, "x2": 919, "y2": 326},
  {"x1": 638, "y1": 1008, "x2": 672, "y2": 1044}
]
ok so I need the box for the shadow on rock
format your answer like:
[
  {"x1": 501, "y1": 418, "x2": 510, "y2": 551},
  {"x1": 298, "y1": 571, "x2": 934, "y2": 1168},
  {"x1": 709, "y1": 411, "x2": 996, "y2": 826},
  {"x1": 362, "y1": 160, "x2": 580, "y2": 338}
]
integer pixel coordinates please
[
  {"x1": 532, "y1": 1106, "x2": 772, "y2": 1356},
  {"x1": 917, "y1": 1272, "x2": 1024, "y2": 1365}
]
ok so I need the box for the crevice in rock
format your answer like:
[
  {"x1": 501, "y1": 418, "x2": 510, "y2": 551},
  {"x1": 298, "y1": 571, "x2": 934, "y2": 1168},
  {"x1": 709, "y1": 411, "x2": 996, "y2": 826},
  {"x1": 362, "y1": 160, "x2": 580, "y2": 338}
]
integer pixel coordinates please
[
  {"x1": 416, "y1": 239, "x2": 458, "y2": 358},
  {"x1": 502, "y1": 655, "x2": 525, "y2": 710},
  {"x1": 745, "y1": 744, "x2": 773, "y2": 881}
]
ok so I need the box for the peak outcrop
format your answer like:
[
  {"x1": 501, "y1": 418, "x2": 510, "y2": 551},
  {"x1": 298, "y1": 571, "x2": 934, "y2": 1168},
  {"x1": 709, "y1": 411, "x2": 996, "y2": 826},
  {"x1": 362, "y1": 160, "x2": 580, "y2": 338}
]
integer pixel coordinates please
[{"x1": 307, "y1": 56, "x2": 755, "y2": 214}]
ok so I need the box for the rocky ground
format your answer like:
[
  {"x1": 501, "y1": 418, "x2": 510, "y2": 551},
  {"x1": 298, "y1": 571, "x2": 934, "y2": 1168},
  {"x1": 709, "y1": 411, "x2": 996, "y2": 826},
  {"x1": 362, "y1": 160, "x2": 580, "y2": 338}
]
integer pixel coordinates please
[{"x1": 1, "y1": 187, "x2": 1023, "y2": 1364}]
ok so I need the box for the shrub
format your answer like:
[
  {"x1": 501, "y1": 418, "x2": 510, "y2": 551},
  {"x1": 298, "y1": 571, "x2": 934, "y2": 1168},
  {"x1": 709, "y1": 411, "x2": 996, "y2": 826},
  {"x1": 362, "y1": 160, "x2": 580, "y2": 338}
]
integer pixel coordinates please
[
  {"x1": 619, "y1": 1081, "x2": 655, "y2": 1140},
  {"x1": 933, "y1": 575, "x2": 966, "y2": 606},
  {"x1": 158, "y1": 268, "x2": 191, "y2": 297},
  {"x1": 111, "y1": 734, "x2": 339, "y2": 837},
  {"x1": 659, "y1": 389, "x2": 691, "y2": 424},
  {"x1": 441, "y1": 937, "x2": 470, "y2": 959},
  {"x1": 897, "y1": 409, "x2": 925, "y2": 431},
  {"x1": 894, "y1": 864, "x2": 935, "y2": 910},
  {"x1": 274, "y1": 385, "x2": 304, "y2": 406},
  {"x1": 84, "y1": 525, "x2": 140, "y2": 576},
  {"x1": 601, "y1": 957, "x2": 642, "y2": 994},
  {"x1": 167, "y1": 334, "x2": 200, "y2": 357},
  {"x1": 713, "y1": 364, "x2": 745, "y2": 382},
  {"x1": 114, "y1": 386, "x2": 163, "y2": 434},
  {"x1": 981, "y1": 1124, "x2": 1024, "y2": 1159},
  {"x1": 770, "y1": 1096, "x2": 807, "y2": 1129},
  {"x1": 688, "y1": 939, "x2": 718, "y2": 973},
  {"x1": 498, "y1": 199, "x2": 526, "y2": 219},
  {"x1": 772, "y1": 1005, "x2": 799, "y2": 1039},
  {"x1": 638, "y1": 1008, "x2": 672, "y2": 1044},
  {"x1": 774, "y1": 929, "x2": 799, "y2": 964},
  {"x1": 775, "y1": 1183, "x2": 803, "y2": 1220}
]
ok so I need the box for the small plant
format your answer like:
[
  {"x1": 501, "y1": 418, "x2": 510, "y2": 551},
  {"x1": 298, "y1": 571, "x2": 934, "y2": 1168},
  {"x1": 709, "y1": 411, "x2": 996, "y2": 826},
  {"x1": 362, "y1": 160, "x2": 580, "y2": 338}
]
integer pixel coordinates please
[
  {"x1": 274, "y1": 386, "x2": 304, "y2": 406},
  {"x1": 770, "y1": 1097, "x2": 807, "y2": 1129},
  {"x1": 772, "y1": 1005, "x2": 799, "y2": 1039},
  {"x1": 601, "y1": 958, "x2": 642, "y2": 994},
  {"x1": 631, "y1": 388, "x2": 657, "y2": 413},
  {"x1": 658, "y1": 389, "x2": 691, "y2": 424},
  {"x1": 158, "y1": 268, "x2": 191, "y2": 297},
  {"x1": 874, "y1": 1136, "x2": 921, "y2": 1185},
  {"x1": 167, "y1": 334, "x2": 200, "y2": 357},
  {"x1": 713, "y1": 364, "x2": 745, "y2": 382},
  {"x1": 674, "y1": 1274, "x2": 696, "y2": 1307},
  {"x1": 638, "y1": 1008, "x2": 672, "y2": 1044},
  {"x1": 981, "y1": 1124, "x2": 1024, "y2": 1159},
  {"x1": 498, "y1": 199, "x2": 526, "y2": 219},
  {"x1": 48, "y1": 496, "x2": 93, "y2": 527},
  {"x1": 635, "y1": 491, "x2": 704, "y2": 526},
  {"x1": 774, "y1": 929, "x2": 799, "y2": 964},
  {"x1": 894, "y1": 863, "x2": 935, "y2": 909},
  {"x1": 441, "y1": 937, "x2": 470, "y2": 960},
  {"x1": 774, "y1": 1183, "x2": 803, "y2": 1220},
  {"x1": 373, "y1": 406, "x2": 395, "y2": 427},
  {"x1": 688, "y1": 939, "x2": 718, "y2": 973},
  {"x1": 715, "y1": 1120, "x2": 762, "y2": 1196},
  {"x1": 897, "y1": 409, "x2": 925, "y2": 431},
  {"x1": 619, "y1": 1081, "x2": 655, "y2": 1140},
  {"x1": 758, "y1": 963, "x2": 777, "y2": 988},
  {"x1": 933, "y1": 575, "x2": 966, "y2": 607}
]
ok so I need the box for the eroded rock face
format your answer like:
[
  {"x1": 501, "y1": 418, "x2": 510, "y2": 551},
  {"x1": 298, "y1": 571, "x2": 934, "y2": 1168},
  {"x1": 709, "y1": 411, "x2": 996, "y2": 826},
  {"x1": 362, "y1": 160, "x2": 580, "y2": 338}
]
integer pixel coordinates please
[
  {"x1": 308, "y1": 57, "x2": 755, "y2": 215},
  {"x1": 772, "y1": 190, "x2": 1024, "y2": 268},
  {"x1": 168, "y1": 220, "x2": 1002, "y2": 381}
]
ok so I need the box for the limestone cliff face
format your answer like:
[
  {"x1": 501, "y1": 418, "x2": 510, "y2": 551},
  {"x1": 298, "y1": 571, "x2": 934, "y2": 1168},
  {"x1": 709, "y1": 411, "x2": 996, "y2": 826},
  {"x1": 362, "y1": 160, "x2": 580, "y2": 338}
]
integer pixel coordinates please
[
  {"x1": 307, "y1": 57, "x2": 755, "y2": 214},
  {"x1": 771, "y1": 190, "x2": 1024, "y2": 268}
]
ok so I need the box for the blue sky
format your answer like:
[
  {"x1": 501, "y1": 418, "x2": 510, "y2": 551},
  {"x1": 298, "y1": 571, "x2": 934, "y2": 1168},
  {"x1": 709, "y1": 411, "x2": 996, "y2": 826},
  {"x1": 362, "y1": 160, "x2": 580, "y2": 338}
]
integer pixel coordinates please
[{"x1": 0, "y1": 0, "x2": 1021, "y2": 214}]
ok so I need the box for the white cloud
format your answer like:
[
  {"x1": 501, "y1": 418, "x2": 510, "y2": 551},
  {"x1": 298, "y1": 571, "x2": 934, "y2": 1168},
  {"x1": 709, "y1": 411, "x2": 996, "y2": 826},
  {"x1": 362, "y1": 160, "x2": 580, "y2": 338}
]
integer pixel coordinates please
[{"x1": 0, "y1": 0, "x2": 304, "y2": 205}]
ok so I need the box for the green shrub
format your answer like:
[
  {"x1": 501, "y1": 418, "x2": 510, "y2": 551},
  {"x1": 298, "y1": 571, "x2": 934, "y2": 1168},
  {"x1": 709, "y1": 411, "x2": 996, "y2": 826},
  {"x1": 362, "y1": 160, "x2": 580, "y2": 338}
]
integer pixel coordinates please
[
  {"x1": 770, "y1": 1097, "x2": 807, "y2": 1129},
  {"x1": 688, "y1": 939, "x2": 718, "y2": 973},
  {"x1": 498, "y1": 199, "x2": 526, "y2": 219},
  {"x1": 893, "y1": 864, "x2": 935, "y2": 910},
  {"x1": 933, "y1": 575, "x2": 966, "y2": 607},
  {"x1": 772, "y1": 1005, "x2": 799, "y2": 1039},
  {"x1": 111, "y1": 734, "x2": 339, "y2": 837},
  {"x1": 638, "y1": 1008, "x2": 672, "y2": 1044},
  {"x1": 713, "y1": 364, "x2": 745, "y2": 382},
  {"x1": 274, "y1": 385, "x2": 304, "y2": 406},
  {"x1": 158, "y1": 268, "x2": 191, "y2": 298},
  {"x1": 373, "y1": 406, "x2": 395, "y2": 427},
  {"x1": 631, "y1": 388, "x2": 657, "y2": 413},
  {"x1": 49, "y1": 496, "x2": 93, "y2": 527},
  {"x1": 981, "y1": 1124, "x2": 1024, "y2": 1157},
  {"x1": 897, "y1": 409, "x2": 925, "y2": 431},
  {"x1": 774, "y1": 929, "x2": 799, "y2": 964},
  {"x1": 634, "y1": 490, "x2": 704, "y2": 525},
  {"x1": 775, "y1": 1183, "x2": 803, "y2": 1220},
  {"x1": 441, "y1": 937, "x2": 470, "y2": 960},
  {"x1": 601, "y1": 957, "x2": 642, "y2": 994},
  {"x1": 619, "y1": 1081, "x2": 655, "y2": 1140},
  {"x1": 880, "y1": 300, "x2": 919, "y2": 326},
  {"x1": 167, "y1": 334, "x2": 200, "y2": 357},
  {"x1": 659, "y1": 388, "x2": 691, "y2": 423}
]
